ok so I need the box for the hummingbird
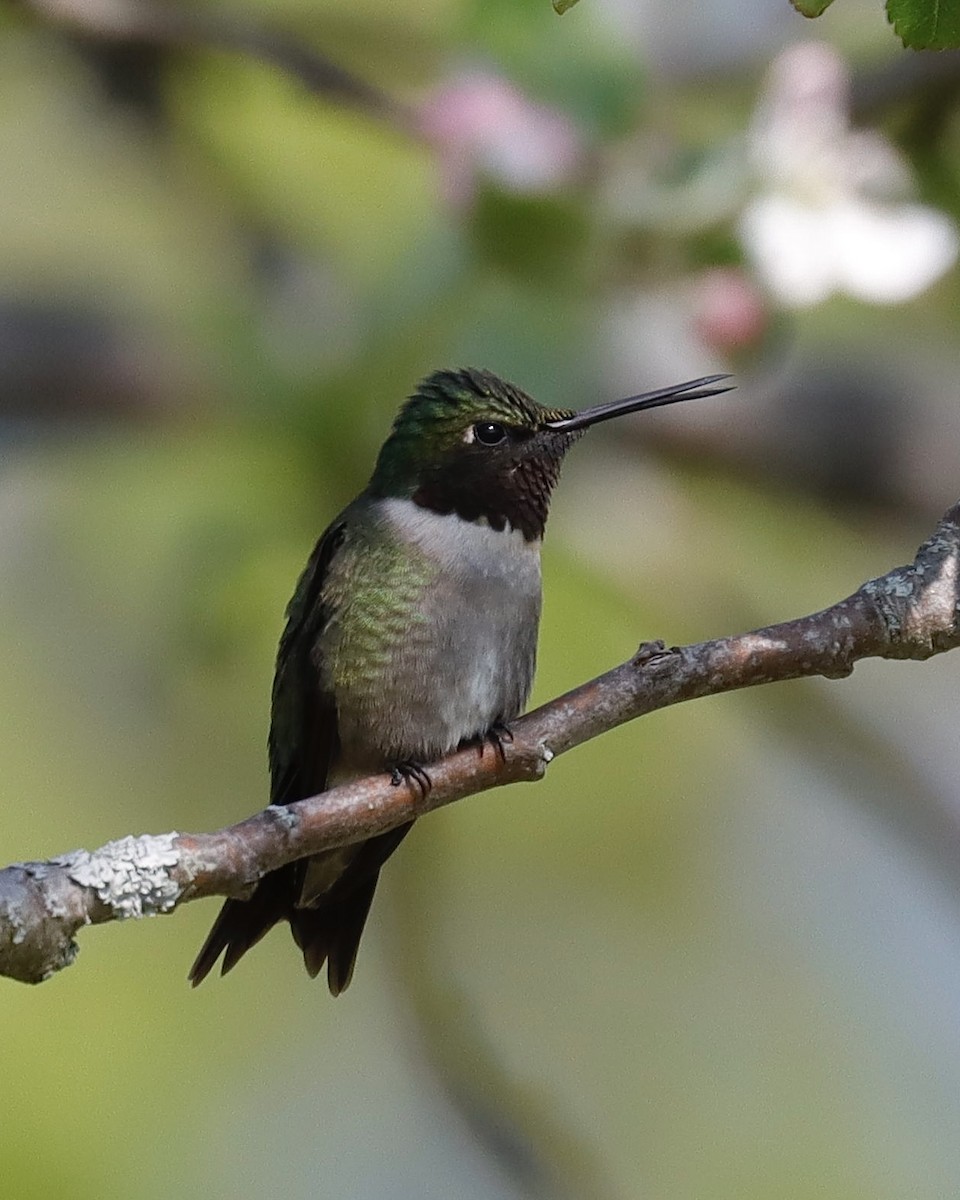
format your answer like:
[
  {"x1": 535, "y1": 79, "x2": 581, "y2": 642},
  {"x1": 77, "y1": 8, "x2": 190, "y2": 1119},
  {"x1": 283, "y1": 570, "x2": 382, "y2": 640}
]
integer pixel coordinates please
[{"x1": 189, "y1": 367, "x2": 731, "y2": 995}]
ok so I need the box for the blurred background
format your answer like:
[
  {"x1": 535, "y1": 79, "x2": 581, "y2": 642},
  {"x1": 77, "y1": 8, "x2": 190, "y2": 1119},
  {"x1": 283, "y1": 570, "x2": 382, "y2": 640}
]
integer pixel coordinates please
[{"x1": 3, "y1": 0, "x2": 960, "y2": 1196}]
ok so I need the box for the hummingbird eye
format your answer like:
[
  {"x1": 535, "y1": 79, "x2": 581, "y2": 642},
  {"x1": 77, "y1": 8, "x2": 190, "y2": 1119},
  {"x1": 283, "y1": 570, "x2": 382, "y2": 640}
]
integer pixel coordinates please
[{"x1": 473, "y1": 421, "x2": 507, "y2": 446}]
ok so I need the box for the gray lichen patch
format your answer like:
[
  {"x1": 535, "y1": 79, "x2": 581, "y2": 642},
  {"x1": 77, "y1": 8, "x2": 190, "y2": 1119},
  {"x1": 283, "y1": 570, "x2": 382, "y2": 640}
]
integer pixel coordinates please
[
  {"x1": 867, "y1": 573, "x2": 917, "y2": 601},
  {"x1": 57, "y1": 834, "x2": 182, "y2": 920},
  {"x1": 864, "y1": 547, "x2": 960, "y2": 655},
  {"x1": 265, "y1": 804, "x2": 300, "y2": 832},
  {"x1": 0, "y1": 893, "x2": 29, "y2": 947}
]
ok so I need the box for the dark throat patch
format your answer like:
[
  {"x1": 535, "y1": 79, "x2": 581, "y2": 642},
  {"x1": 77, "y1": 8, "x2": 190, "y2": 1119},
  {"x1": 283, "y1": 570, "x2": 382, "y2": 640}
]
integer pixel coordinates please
[{"x1": 411, "y1": 435, "x2": 573, "y2": 540}]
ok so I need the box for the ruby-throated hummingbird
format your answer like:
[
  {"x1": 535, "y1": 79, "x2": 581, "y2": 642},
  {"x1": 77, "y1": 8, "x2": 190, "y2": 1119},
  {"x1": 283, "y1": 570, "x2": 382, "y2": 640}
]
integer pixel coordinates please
[{"x1": 189, "y1": 367, "x2": 731, "y2": 994}]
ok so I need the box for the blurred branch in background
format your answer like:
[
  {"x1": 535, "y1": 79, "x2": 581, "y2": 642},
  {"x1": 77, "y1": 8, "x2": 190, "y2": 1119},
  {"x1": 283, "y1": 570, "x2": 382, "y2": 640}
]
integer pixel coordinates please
[
  {"x1": 17, "y1": 0, "x2": 421, "y2": 134},
  {"x1": 2, "y1": 493, "x2": 959, "y2": 986}
]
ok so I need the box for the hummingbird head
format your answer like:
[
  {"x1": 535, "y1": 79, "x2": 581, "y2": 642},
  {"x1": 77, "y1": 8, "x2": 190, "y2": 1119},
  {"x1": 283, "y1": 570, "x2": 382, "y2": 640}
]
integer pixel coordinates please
[{"x1": 368, "y1": 367, "x2": 732, "y2": 541}]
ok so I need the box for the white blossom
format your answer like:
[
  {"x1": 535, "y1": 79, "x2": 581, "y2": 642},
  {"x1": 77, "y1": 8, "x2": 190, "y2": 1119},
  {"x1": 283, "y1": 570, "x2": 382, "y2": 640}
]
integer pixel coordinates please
[{"x1": 739, "y1": 42, "x2": 957, "y2": 307}]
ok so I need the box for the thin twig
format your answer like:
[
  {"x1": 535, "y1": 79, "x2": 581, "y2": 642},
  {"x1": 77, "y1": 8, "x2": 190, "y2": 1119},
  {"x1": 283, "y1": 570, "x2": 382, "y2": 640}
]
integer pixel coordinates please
[{"x1": 21, "y1": 0, "x2": 422, "y2": 135}]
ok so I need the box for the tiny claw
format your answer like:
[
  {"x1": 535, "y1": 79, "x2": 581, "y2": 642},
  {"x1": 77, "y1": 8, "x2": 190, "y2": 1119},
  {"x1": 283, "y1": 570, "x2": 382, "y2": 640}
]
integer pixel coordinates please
[
  {"x1": 390, "y1": 760, "x2": 432, "y2": 798},
  {"x1": 471, "y1": 721, "x2": 514, "y2": 762},
  {"x1": 486, "y1": 721, "x2": 514, "y2": 763}
]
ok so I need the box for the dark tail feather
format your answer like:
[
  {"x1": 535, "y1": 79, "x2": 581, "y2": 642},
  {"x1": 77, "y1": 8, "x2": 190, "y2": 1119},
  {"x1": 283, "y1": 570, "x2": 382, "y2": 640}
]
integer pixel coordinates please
[
  {"x1": 189, "y1": 822, "x2": 415, "y2": 993},
  {"x1": 289, "y1": 874, "x2": 380, "y2": 996},
  {"x1": 188, "y1": 866, "x2": 381, "y2": 996},
  {"x1": 188, "y1": 868, "x2": 294, "y2": 987},
  {"x1": 291, "y1": 821, "x2": 414, "y2": 995}
]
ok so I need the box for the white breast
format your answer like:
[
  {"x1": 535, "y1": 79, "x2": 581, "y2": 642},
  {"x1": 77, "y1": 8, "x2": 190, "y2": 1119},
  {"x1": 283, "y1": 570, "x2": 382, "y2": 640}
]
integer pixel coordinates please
[
  {"x1": 379, "y1": 497, "x2": 542, "y2": 584},
  {"x1": 369, "y1": 497, "x2": 542, "y2": 759}
]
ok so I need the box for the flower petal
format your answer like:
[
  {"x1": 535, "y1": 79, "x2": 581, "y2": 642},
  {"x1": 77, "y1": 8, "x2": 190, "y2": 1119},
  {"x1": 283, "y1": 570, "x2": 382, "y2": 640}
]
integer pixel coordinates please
[
  {"x1": 829, "y1": 200, "x2": 958, "y2": 303},
  {"x1": 739, "y1": 194, "x2": 836, "y2": 306}
]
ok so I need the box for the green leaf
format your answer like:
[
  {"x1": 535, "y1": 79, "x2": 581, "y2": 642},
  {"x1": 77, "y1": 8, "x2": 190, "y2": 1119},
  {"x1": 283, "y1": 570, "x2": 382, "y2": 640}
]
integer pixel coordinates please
[
  {"x1": 553, "y1": 0, "x2": 580, "y2": 12},
  {"x1": 887, "y1": 0, "x2": 960, "y2": 47},
  {"x1": 789, "y1": 0, "x2": 835, "y2": 14}
]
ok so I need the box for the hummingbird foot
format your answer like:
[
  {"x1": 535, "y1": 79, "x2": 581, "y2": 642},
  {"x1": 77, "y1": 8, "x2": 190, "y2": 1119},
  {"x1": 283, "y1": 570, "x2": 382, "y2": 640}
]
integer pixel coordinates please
[
  {"x1": 390, "y1": 760, "x2": 432, "y2": 798},
  {"x1": 465, "y1": 721, "x2": 514, "y2": 763}
]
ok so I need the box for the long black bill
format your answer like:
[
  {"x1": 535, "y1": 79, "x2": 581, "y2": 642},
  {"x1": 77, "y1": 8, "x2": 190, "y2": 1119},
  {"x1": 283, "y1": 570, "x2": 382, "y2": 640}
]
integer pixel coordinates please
[{"x1": 541, "y1": 374, "x2": 734, "y2": 433}]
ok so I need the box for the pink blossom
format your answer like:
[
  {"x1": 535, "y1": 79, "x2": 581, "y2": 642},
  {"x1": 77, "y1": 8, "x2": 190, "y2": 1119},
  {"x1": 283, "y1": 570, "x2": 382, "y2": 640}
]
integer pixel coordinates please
[{"x1": 420, "y1": 68, "x2": 584, "y2": 207}]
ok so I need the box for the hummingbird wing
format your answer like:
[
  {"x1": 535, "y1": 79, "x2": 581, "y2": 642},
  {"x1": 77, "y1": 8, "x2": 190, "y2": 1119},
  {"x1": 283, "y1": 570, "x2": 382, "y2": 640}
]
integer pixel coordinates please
[
  {"x1": 189, "y1": 519, "x2": 347, "y2": 986},
  {"x1": 268, "y1": 520, "x2": 346, "y2": 811},
  {"x1": 189, "y1": 515, "x2": 414, "y2": 994},
  {"x1": 269, "y1": 518, "x2": 415, "y2": 994}
]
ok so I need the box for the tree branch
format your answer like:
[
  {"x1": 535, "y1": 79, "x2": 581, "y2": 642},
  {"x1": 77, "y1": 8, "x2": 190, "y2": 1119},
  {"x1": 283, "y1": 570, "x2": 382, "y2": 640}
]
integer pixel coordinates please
[
  {"x1": 2, "y1": 499, "x2": 959, "y2": 985},
  {"x1": 20, "y1": 0, "x2": 421, "y2": 135}
]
